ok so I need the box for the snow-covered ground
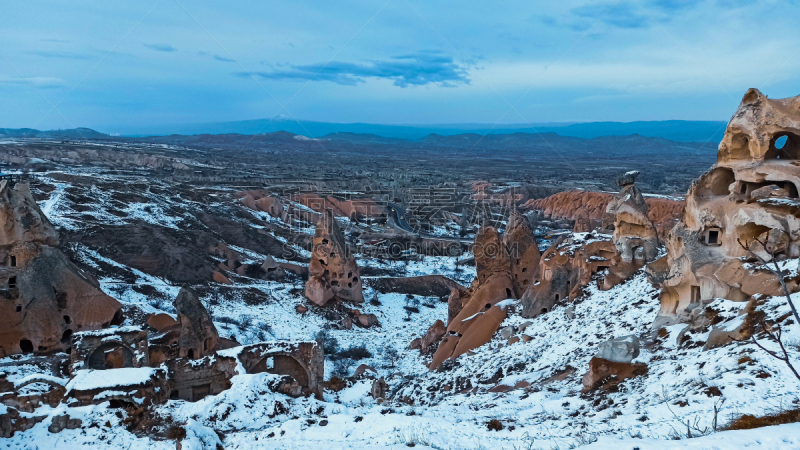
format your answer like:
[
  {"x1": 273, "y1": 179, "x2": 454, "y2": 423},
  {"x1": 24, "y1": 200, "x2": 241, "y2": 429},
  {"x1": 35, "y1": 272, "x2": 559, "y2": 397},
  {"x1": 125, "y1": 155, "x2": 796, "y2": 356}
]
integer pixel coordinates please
[
  {"x1": 2, "y1": 172, "x2": 799, "y2": 449},
  {"x1": 5, "y1": 263, "x2": 799, "y2": 449}
]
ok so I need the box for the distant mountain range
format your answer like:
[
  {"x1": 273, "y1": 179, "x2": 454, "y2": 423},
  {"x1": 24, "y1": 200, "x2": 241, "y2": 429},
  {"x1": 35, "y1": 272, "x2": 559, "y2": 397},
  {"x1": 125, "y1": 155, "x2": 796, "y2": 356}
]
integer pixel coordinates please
[
  {"x1": 0, "y1": 118, "x2": 728, "y2": 143},
  {"x1": 0, "y1": 127, "x2": 109, "y2": 140}
]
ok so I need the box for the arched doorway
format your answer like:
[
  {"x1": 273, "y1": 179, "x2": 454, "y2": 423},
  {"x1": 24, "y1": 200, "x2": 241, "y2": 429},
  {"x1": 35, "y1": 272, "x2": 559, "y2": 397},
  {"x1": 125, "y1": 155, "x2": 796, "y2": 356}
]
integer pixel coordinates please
[
  {"x1": 251, "y1": 354, "x2": 310, "y2": 387},
  {"x1": 88, "y1": 343, "x2": 135, "y2": 370}
]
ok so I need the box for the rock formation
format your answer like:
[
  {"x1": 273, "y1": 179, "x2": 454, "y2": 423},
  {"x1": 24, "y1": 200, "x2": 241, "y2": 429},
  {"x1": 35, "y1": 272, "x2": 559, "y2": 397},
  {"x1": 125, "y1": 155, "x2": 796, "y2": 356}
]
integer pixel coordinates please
[
  {"x1": 366, "y1": 275, "x2": 465, "y2": 299},
  {"x1": 519, "y1": 173, "x2": 661, "y2": 319},
  {"x1": 305, "y1": 210, "x2": 364, "y2": 306},
  {"x1": 606, "y1": 171, "x2": 659, "y2": 263},
  {"x1": 238, "y1": 190, "x2": 287, "y2": 221},
  {"x1": 648, "y1": 89, "x2": 800, "y2": 329},
  {"x1": 0, "y1": 179, "x2": 121, "y2": 357},
  {"x1": 505, "y1": 210, "x2": 542, "y2": 297},
  {"x1": 429, "y1": 211, "x2": 538, "y2": 369},
  {"x1": 174, "y1": 286, "x2": 220, "y2": 359},
  {"x1": 582, "y1": 335, "x2": 647, "y2": 392},
  {"x1": 260, "y1": 255, "x2": 286, "y2": 280},
  {"x1": 525, "y1": 190, "x2": 683, "y2": 240},
  {"x1": 518, "y1": 233, "x2": 612, "y2": 318}
]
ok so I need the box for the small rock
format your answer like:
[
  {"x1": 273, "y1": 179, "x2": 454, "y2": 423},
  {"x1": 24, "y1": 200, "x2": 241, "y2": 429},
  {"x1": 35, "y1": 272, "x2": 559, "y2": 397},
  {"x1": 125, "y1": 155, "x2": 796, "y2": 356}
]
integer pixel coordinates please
[
  {"x1": 565, "y1": 306, "x2": 575, "y2": 320},
  {"x1": 296, "y1": 304, "x2": 308, "y2": 314},
  {"x1": 371, "y1": 378, "x2": 388, "y2": 399},
  {"x1": 341, "y1": 317, "x2": 353, "y2": 330},
  {"x1": 356, "y1": 313, "x2": 379, "y2": 328},
  {"x1": 421, "y1": 320, "x2": 446, "y2": 353},
  {"x1": 500, "y1": 326, "x2": 514, "y2": 340},
  {"x1": 48, "y1": 414, "x2": 82, "y2": 433},
  {"x1": 517, "y1": 321, "x2": 533, "y2": 333},
  {"x1": 616, "y1": 170, "x2": 639, "y2": 187},
  {"x1": 353, "y1": 364, "x2": 377, "y2": 378}
]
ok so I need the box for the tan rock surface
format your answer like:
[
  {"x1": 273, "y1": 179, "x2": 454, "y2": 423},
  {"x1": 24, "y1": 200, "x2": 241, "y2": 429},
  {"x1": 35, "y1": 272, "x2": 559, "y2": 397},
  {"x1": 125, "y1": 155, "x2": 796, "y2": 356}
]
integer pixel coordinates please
[
  {"x1": 649, "y1": 89, "x2": 800, "y2": 329},
  {"x1": 606, "y1": 172, "x2": 659, "y2": 263},
  {"x1": 582, "y1": 357, "x2": 648, "y2": 392},
  {"x1": 430, "y1": 215, "x2": 536, "y2": 369},
  {"x1": 305, "y1": 210, "x2": 363, "y2": 306},
  {"x1": 0, "y1": 181, "x2": 121, "y2": 357},
  {"x1": 174, "y1": 286, "x2": 219, "y2": 359},
  {"x1": 525, "y1": 190, "x2": 683, "y2": 239}
]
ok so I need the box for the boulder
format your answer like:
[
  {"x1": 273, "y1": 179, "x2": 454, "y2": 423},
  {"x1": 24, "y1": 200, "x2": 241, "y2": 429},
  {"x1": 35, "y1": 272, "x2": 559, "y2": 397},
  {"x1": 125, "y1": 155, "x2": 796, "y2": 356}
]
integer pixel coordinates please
[
  {"x1": 596, "y1": 335, "x2": 640, "y2": 364},
  {"x1": 353, "y1": 364, "x2": 377, "y2": 379},
  {"x1": 616, "y1": 170, "x2": 639, "y2": 187},
  {"x1": 48, "y1": 414, "x2": 82, "y2": 433},
  {"x1": 421, "y1": 320, "x2": 446, "y2": 353},
  {"x1": 261, "y1": 256, "x2": 286, "y2": 279},
  {"x1": 355, "y1": 313, "x2": 379, "y2": 328},
  {"x1": 213, "y1": 271, "x2": 232, "y2": 285},
  {"x1": 582, "y1": 357, "x2": 647, "y2": 392},
  {"x1": 371, "y1": 378, "x2": 388, "y2": 400}
]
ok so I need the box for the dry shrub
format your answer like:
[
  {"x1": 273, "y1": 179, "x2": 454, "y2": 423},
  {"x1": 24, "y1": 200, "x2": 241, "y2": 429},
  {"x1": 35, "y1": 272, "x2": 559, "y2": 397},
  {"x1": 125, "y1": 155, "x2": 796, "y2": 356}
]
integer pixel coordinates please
[
  {"x1": 727, "y1": 409, "x2": 800, "y2": 430},
  {"x1": 486, "y1": 419, "x2": 503, "y2": 431},
  {"x1": 325, "y1": 376, "x2": 347, "y2": 392},
  {"x1": 166, "y1": 425, "x2": 186, "y2": 440}
]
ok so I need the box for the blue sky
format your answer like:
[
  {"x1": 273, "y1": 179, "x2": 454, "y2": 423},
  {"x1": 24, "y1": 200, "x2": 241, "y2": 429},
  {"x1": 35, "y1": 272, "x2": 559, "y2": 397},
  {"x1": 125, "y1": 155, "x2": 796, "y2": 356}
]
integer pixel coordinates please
[{"x1": 1, "y1": 0, "x2": 799, "y2": 132}]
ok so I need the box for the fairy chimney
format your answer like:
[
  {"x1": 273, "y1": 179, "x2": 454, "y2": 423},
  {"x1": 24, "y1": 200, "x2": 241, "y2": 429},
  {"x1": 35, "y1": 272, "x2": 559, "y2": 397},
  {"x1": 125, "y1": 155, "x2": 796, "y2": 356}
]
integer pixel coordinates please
[
  {"x1": 648, "y1": 89, "x2": 800, "y2": 329},
  {"x1": 305, "y1": 210, "x2": 363, "y2": 306},
  {"x1": 0, "y1": 180, "x2": 121, "y2": 357},
  {"x1": 430, "y1": 212, "x2": 538, "y2": 369},
  {"x1": 606, "y1": 171, "x2": 659, "y2": 263},
  {"x1": 174, "y1": 286, "x2": 219, "y2": 359}
]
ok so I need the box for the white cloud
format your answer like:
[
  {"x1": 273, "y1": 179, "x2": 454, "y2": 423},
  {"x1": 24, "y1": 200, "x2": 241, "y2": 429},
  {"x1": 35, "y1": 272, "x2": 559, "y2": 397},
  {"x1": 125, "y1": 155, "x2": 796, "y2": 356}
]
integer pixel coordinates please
[{"x1": 0, "y1": 75, "x2": 67, "y2": 89}]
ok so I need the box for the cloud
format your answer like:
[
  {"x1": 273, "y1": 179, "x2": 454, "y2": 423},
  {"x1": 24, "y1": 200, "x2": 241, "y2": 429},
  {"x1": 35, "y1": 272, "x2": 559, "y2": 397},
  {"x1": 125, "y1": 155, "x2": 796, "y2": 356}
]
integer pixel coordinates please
[
  {"x1": 213, "y1": 54, "x2": 236, "y2": 63},
  {"x1": 647, "y1": 0, "x2": 703, "y2": 11},
  {"x1": 246, "y1": 51, "x2": 470, "y2": 87},
  {"x1": 144, "y1": 43, "x2": 177, "y2": 52},
  {"x1": 0, "y1": 75, "x2": 66, "y2": 88},
  {"x1": 570, "y1": 1, "x2": 650, "y2": 29},
  {"x1": 30, "y1": 50, "x2": 92, "y2": 60}
]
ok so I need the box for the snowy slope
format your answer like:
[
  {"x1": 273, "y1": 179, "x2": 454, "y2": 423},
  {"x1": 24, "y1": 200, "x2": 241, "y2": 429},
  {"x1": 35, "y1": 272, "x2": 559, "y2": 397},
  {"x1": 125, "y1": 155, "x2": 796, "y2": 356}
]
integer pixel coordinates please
[{"x1": 2, "y1": 171, "x2": 799, "y2": 449}]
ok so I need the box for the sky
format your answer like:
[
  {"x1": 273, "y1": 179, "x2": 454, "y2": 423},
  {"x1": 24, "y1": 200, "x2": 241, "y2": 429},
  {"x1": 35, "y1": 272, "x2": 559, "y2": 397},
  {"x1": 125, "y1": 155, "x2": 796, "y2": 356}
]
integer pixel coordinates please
[{"x1": 1, "y1": 0, "x2": 800, "y2": 133}]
